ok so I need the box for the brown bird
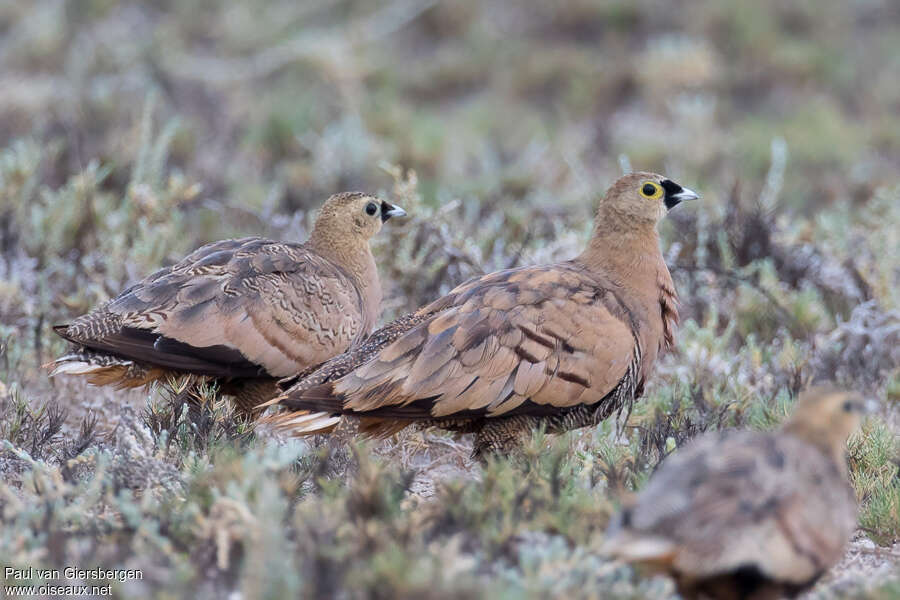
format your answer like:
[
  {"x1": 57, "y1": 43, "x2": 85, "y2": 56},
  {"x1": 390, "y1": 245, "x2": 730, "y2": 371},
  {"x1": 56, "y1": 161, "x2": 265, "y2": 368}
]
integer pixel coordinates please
[
  {"x1": 602, "y1": 387, "x2": 867, "y2": 600},
  {"x1": 49, "y1": 192, "x2": 406, "y2": 417},
  {"x1": 262, "y1": 172, "x2": 698, "y2": 455}
]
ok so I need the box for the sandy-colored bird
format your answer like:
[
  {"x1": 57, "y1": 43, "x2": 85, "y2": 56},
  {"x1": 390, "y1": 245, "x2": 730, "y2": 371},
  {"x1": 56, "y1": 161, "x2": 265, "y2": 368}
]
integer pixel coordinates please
[
  {"x1": 262, "y1": 172, "x2": 698, "y2": 455},
  {"x1": 49, "y1": 192, "x2": 406, "y2": 417},
  {"x1": 602, "y1": 387, "x2": 866, "y2": 600}
]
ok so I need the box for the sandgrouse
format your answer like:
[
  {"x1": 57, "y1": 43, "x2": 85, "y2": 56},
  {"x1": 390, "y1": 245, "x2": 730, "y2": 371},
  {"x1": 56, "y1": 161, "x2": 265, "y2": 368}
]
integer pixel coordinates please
[
  {"x1": 49, "y1": 192, "x2": 406, "y2": 417},
  {"x1": 262, "y1": 172, "x2": 698, "y2": 455},
  {"x1": 602, "y1": 387, "x2": 866, "y2": 600}
]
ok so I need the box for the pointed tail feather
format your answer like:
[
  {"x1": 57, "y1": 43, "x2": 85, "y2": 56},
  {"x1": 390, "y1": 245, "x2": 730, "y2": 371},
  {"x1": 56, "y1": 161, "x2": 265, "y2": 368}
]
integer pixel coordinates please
[
  {"x1": 599, "y1": 533, "x2": 677, "y2": 564},
  {"x1": 259, "y1": 410, "x2": 342, "y2": 435},
  {"x1": 46, "y1": 356, "x2": 109, "y2": 377},
  {"x1": 257, "y1": 393, "x2": 289, "y2": 409},
  {"x1": 600, "y1": 509, "x2": 678, "y2": 566}
]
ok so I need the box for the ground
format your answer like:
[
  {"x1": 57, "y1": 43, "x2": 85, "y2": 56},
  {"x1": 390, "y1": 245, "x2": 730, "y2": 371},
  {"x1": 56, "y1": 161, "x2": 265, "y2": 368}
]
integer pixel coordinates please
[{"x1": 1, "y1": 1, "x2": 899, "y2": 598}]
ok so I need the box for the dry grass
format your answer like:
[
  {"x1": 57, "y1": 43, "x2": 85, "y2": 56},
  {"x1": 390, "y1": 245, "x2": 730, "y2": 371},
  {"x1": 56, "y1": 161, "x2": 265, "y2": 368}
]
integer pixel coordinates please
[{"x1": 1, "y1": 0, "x2": 899, "y2": 597}]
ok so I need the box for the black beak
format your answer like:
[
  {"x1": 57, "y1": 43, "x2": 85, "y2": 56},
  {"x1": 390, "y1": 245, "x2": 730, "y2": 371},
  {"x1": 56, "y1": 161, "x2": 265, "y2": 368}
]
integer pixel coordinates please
[
  {"x1": 380, "y1": 201, "x2": 407, "y2": 222},
  {"x1": 660, "y1": 179, "x2": 700, "y2": 210}
]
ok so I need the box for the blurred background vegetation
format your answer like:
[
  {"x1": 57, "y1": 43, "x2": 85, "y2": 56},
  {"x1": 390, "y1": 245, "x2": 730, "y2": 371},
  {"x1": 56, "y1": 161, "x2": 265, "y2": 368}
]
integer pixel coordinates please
[{"x1": 1, "y1": 0, "x2": 898, "y2": 597}]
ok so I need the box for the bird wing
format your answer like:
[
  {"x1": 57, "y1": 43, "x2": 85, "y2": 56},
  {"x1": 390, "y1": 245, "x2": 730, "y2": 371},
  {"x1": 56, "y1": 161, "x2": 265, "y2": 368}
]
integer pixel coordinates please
[
  {"x1": 275, "y1": 312, "x2": 434, "y2": 394},
  {"x1": 612, "y1": 431, "x2": 857, "y2": 585},
  {"x1": 281, "y1": 262, "x2": 640, "y2": 420},
  {"x1": 58, "y1": 237, "x2": 367, "y2": 378}
]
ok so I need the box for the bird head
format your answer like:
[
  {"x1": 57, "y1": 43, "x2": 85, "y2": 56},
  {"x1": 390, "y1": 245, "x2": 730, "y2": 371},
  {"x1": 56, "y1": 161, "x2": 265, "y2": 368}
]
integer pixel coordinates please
[
  {"x1": 598, "y1": 172, "x2": 699, "y2": 227},
  {"x1": 313, "y1": 192, "x2": 407, "y2": 242},
  {"x1": 783, "y1": 386, "x2": 872, "y2": 454}
]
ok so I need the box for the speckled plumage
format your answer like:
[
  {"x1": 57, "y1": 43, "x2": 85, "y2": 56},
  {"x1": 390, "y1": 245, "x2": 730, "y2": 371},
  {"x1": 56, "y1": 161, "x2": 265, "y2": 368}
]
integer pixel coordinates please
[
  {"x1": 263, "y1": 173, "x2": 697, "y2": 452},
  {"x1": 603, "y1": 387, "x2": 865, "y2": 600},
  {"x1": 49, "y1": 192, "x2": 405, "y2": 417}
]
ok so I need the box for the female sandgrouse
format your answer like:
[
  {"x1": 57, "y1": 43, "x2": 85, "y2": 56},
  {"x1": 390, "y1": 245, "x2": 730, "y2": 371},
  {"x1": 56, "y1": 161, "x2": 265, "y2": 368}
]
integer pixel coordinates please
[{"x1": 50, "y1": 192, "x2": 406, "y2": 417}]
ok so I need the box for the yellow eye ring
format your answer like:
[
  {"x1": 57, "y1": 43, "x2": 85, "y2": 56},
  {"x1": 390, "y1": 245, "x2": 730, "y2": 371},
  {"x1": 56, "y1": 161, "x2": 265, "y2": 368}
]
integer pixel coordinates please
[{"x1": 639, "y1": 181, "x2": 664, "y2": 199}]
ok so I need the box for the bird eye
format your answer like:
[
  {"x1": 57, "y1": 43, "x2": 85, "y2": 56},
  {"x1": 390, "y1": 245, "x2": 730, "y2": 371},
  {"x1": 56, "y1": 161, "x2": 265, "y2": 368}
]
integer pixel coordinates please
[
  {"x1": 640, "y1": 182, "x2": 662, "y2": 199},
  {"x1": 365, "y1": 202, "x2": 378, "y2": 216},
  {"x1": 842, "y1": 401, "x2": 854, "y2": 413}
]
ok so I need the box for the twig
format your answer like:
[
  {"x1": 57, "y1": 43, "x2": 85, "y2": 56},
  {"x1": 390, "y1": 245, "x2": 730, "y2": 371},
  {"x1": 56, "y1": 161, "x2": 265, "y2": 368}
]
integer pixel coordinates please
[{"x1": 504, "y1": 229, "x2": 533, "y2": 270}]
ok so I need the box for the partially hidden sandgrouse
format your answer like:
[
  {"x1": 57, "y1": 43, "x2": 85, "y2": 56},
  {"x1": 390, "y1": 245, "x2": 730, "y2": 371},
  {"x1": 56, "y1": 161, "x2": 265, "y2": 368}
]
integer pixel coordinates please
[
  {"x1": 49, "y1": 192, "x2": 406, "y2": 417},
  {"x1": 262, "y1": 172, "x2": 698, "y2": 455},
  {"x1": 602, "y1": 386, "x2": 866, "y2": 600}
]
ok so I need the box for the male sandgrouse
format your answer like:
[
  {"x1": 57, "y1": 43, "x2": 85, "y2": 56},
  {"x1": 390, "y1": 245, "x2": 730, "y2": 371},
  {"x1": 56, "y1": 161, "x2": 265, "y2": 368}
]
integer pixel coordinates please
[{"x1": 263, "y1": 172, "x2": 698, "y2": 454}]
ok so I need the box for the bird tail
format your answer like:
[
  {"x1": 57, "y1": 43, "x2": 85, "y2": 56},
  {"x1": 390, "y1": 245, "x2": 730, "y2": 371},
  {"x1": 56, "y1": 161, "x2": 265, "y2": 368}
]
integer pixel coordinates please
[
  {"x1": 599, "y1": 513, "x2": 677, "y2": 566},
  {"x1": 256, "y1": 379, "x2": 350, "y2": 436},
  {"x1": 258, "y1": 411, "x2": 413, "y2": 439},
  {"x1": 599, "y1": 532, "x2": 677, "y2": 564},
  {"x1": 258, "y1": 381, "x2": 346, "y2": 411},
  {"x1": 259, "y1": 410, "x2": 342, "y2": 435},
  {"x1": 45, "y1": 352, "x2": 161, "y2": 389}
]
